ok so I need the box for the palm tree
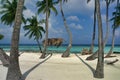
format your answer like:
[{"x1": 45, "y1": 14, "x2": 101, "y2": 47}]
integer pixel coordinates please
[
  {"x1": 87, "y1": 0, "x2": 97, "y2": 54},
  {"x1": 6, "y1": 0, "x2": 25, "y2": 80},
  {"x1": 86, "y1": 0, "x2": 116, "y2": 60},
  {"x1": 94, "y1": 0, "x2": 104, "y2": 78},
  {"x1": 58, "y1": 0, "x2": 72, "y2": 57},
  {"x1": 36, "y1": 0, "x2": 58, "y2": 58},
  {"x1": 104, "y1": 0, "x2": 115, "y2": 46},
  {"x1": 24, "y1": 16, "x2": 45, "y2": 53},
  {"x1": 86, "y1": 0, "x2": 98, "y2": 60},
  {"x1": 106, "y1": 0, "x2": 120, "y2": 57},
  {"x1": 0, "y1": 0, "x2": 26, "y2": 26}
]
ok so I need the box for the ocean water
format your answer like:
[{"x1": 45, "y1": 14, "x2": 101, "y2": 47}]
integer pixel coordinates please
[{"x1": 0, "y1": 44, "x2": 120, "y2": 53}]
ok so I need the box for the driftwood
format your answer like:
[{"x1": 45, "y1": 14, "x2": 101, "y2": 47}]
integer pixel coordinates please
[{"x1": 104, "y1": 59, "x2": 119, "y2": 65}]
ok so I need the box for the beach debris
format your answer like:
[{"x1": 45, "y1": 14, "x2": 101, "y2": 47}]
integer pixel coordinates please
[{"x1": 81, "y1": 48, "x2": 90, "y2": 55}]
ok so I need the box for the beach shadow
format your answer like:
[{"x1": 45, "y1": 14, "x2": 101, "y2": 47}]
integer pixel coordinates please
[
  {"x1": 75, "y1": 54, "x2": 95, "y2": 77},
  {"x1": 111, "y1": 64, "x2": 120, "y2": 70},
  {"x1": 22, "y1": 53, "x2": 52, "y2": 80}
]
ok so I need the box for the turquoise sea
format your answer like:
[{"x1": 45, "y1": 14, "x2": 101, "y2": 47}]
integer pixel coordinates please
[{"x1": 0, "y1": 44, "x2": 120, "y2": 53}]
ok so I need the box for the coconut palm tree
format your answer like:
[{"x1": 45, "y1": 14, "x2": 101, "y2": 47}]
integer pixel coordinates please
[
  {"x1": 0, "y1": 0, "x2": 26, "y2": 26},
  {"x1": 94, "y1": 0, "x2": 104, "y2": 78},
  {"x1": 86, "y1": 0, "x2": 116, "y2": 60},
  {"x1": 58, "y1": 0, "x2": 72, "y2": 57},
  {"x1": 36, "y1": 0, "x2": 58, "y2": 58},
  {"x1": 106, "y1": 0, "x2": 120, "y2": 57},
  {"x1": 104, "y1": 0, "x2": 116, "y2": 46},
  {"x1": 23, "y1": 16, "x2": 45, "y2": 53},
  {"x1": 87, "y1": 0, "x2": 97, "y2": 54},
  {"x1": 6, "y1": 0, "x2": 25, "y2": 80}
]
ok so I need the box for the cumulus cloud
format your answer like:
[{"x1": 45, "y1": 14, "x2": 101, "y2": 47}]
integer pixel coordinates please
[
  {"x1": 67, "y1": 16, "x2": 80, "y2": 22},
  {"x1": 63, "y1": 0, "x2": 106, "y2": 15},
  {"x1": 63, "y1": 0, "x2": 93, "y2": 15},
  {"x1": 69, "y1": 23, "x2": 83, "y2": 30},
  {"x1": 23, "y1": 9, "x2": 35, "y2": 18}
]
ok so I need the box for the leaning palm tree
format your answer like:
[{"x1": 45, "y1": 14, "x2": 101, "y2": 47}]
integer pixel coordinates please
[
  {"x1": 58, "y1": 0, "x2": 72, "y2": 57},
  {"x1": 104, "y1": 0, "x2": 116, "y2": 47},
  {"x1": 94, "y1": 0, "x2": 104, "y2": 78},
  {"x1": 36, "y1": 0, "x2": 58, "y2": 58},
  {"x1": 24, "y1": 16, "x2": 45, "y2": 53},
  {"x1": 106, "y1": 0, "x2": 120, "y2": 57},
  {"x1": 0, "y1": 0, "x2": 26, "y2": 26},
  {"x1": 6, "y1": 0, "x2": 25, "y2": 80},
  {"x1": 86, "y1": 0, "x2": 116, "y2": 60},
  {"x1": 87, "y1": 0, "x2": 97, "y2": 54}
]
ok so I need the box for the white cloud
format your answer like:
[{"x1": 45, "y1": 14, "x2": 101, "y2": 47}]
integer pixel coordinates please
[
  {"x1": 43, "y1": 17, "x2": 65, "y2": 38},
  {"x1": 67, "y1": 16, "x2": 80, "y2": 22},
  {"x1": 69, "y1": 23, "x2": 83, "y2": 30},
  {"x1": 63, "y1": 0, "x2": 106, "y2": 15},
  {"x1": 23, "y1": 9, "x2": 35, "y2": 18},
  {"x1": 64, "y1": 0, "x2": 93, "y2": 15}
]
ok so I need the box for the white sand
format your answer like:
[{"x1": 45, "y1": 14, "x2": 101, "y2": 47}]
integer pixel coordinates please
[{"x1": 0, "y1": 52, "x2": 120, "y2": 80}]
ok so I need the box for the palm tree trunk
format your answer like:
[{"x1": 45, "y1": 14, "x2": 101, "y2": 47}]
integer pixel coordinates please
[
  {"x1": 60, "y1": 1, "x2": 72, "y2": 57},
  {"x1": 103, "y1": 0, "x2": 109, "y2": 47},
  {"x1": 0, "y1": 48, "x2": 9, "y2": 67},
  {"x1": 86, "y1": 0, "x2": 110, "y2": 60},
  {"x1": 36, "y1": 39, "x2": 42, "y2": 53},
  {"x1": 105, "y1": 28, "x2": 115, "y2": 57},
  {"x1": 40, "y1": 0, "x2": 48, "y2": 59},
  {"x1": 6, "y1": 0, "x2": 24, "y2": 80},
  {"x1": 94, "y1": 0, "x2": 104, "y2": 78},
  {"x1": 89, "y1": 0, "x2": 96, "y2": 54},
  {"x1": 105, "y1": 0, "x2": 119, "y2": 57}
]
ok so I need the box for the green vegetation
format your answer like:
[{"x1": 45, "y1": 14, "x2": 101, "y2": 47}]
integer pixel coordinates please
[{"x1": 24, "y1": 16, "x2": 45, "y2": 53}]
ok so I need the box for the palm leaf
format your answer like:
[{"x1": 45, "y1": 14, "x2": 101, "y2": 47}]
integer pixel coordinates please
[
  {"x1": 51, "y1": 6, "x2": 58, "y2": 16},
  {"x1": 0, "y1": 34, "x2": 4, "y2": 40}
]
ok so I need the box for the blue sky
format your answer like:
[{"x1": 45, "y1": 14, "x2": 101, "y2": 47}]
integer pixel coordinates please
[{"x1": 0, "y1": 0, "x2": 120, "y2": 45}]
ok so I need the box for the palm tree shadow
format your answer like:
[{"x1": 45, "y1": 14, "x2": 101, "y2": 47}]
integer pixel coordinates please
[
  {"x1": 111, "y1": 64, "x2": 120, "y2": 70},
  {"x1": 22, "y1": 53, "x2": 52, "y2": 80},
  {"x1": 75, "y1": 54, "x2": 95, "y2": 77}
]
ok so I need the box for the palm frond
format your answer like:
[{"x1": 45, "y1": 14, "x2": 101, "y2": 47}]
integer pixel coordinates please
[
  {"x1": 51, "y1": 6, "x2": 58, "y2": 16},
  {"x1": 0, "y1": 0, "x2": 26, "y2": 26},
  {"x1": 39, "y1": 19, "x2": 46, "y2": 24},
  {"x1": 0, "y1": 34, "x2": 4, "y2": 40}
]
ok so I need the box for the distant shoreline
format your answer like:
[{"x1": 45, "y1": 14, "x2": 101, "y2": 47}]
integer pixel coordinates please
[
  {"x1": 0, "y1": 43, "x2": 120, "y2": 46},
  {"x1": 5, "y1": 50, "x2": 120, "y2": 54}
]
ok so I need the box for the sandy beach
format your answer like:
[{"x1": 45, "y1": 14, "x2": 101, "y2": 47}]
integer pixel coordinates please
[{"x1": 0, "y1": 52, "x2": 120, "y2": 80}]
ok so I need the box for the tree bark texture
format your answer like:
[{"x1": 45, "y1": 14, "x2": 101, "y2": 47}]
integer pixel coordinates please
[
  {"x1": 60, "y1": 1, "x2": 72, "y2": 57},
  {"x1": 94, "y1": 0, "x2": 104, "y2": 78},
  {"x1": 6, "y1": 0, "x2": 25, "y2": 80}
]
